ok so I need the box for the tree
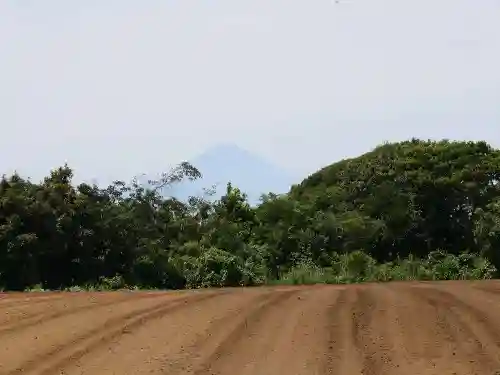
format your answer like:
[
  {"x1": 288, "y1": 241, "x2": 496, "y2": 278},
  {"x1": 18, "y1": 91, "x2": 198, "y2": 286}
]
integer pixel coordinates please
[
  {"x1": 1, "y1": 139, "x2": 499, "y2": 290},
  {"x1": 292, "y1": 139, "x2": 500, "y2": 261}
]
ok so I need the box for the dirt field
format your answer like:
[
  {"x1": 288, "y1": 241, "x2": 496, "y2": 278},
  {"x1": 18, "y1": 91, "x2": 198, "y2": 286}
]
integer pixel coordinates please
[{"x1": 2, "y1": 281, "x2": 500, "y2": 375}]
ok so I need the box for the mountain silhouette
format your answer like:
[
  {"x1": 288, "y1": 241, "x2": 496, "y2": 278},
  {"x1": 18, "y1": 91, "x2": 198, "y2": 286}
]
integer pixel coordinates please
[{"x1": 156, "y1": 144, "x2": 296, "y2": 205}]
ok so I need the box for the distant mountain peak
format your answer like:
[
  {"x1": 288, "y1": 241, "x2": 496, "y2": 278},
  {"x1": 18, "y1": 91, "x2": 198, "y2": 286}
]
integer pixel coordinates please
[
  {"x1": 191, "y1": 143, "x2": 284, "y2": 171},
  {"x1": 161, "y1": 143, "x2": 296, "y2": 205},
  {"x1": 200, "y1": 143, "x2": 246, "y2": 153}
]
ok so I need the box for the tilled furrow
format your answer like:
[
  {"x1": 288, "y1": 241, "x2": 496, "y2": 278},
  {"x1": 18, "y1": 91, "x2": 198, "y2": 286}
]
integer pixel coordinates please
[{"x1": 6, "y1": 291, "x2": 226, "y2": 375}]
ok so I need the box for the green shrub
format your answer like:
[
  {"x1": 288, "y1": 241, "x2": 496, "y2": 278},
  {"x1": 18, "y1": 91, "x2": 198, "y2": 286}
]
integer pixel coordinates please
[
  {"x1": 278, "y1": 262, "x2": 330, "y2": 285},
  {"x1": 333, "y1": 251, "x2": 377, "y2": 282},
  {"x1": 271, "y1": 251, "x2": 495, "y2": 285}
]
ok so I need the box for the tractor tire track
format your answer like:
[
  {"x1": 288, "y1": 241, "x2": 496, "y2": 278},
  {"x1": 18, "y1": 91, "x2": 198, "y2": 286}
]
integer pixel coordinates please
[
  {"x1": 407, "y1": 284, "x2": 500, "y2": 373},
  {"x1": 189, "y1": 287, "x2": 341, "y2": 375},
  {"x1": 470, "y1": 281, "x2": 500, "y2": 298},
  {"x1": 2, "y1": 282, "x2": 500, "y2": 374},
  {"x1": 322, "y1": 287, "x2": 365, "y2": 374},
  {"x1": 0, "y1": 293, "x2": 67, "y2": 308},
  {"x1": 6, "y1": 290, "x2": 228, "y2": 375},
  {"x1": 56, "y1": 288, "x2": 283, "y2": 374},
  {"x1": 190, "y1": 289, "x2": 300, "y2": 375},
  {"x1": 143, "y1": 289, "x2": 286, "y2": 374},
  {"x1": 0, "y1": 292, "x2": 165, "y2": 336},
  {"x1": 351, "y1": 286, "x2": 384, "y2": 375}
]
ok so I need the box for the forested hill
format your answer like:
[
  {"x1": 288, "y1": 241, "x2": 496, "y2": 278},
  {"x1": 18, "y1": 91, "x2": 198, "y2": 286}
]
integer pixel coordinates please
[
  {"x1": 290, "y1": 139, "x2": 500, "y2": 263},
  {"x1": 1, "y1": 139, "x2": 500, "y2": 291}
]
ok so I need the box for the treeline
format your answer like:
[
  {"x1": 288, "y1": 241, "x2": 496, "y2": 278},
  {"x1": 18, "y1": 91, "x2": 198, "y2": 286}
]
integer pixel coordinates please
[{"x1": 1, "y1": 139, "x2": 500, "y2": 291}]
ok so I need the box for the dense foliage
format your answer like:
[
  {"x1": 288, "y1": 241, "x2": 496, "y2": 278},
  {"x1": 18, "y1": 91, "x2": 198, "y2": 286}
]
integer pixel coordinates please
[{"x1": 1, "y1": 139, "x2": 499, "y2": 291}]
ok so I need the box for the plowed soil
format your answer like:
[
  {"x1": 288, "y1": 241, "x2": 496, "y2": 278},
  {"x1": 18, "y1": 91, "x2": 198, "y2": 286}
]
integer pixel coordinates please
[{"x1": 2, "y1": 281, "x2": 500, "y2": 374}]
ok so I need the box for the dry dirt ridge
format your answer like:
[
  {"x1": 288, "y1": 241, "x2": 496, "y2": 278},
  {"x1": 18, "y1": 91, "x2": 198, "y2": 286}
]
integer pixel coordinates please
[{"x1": 2, "y1": 281, "x2": 500, "y2": 374}]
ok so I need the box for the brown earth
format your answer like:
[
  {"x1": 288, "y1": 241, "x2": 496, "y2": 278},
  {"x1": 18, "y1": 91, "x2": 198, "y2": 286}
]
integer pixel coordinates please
[{"x1": 2, "y1": 281, "x2": 500, "y2": 374}]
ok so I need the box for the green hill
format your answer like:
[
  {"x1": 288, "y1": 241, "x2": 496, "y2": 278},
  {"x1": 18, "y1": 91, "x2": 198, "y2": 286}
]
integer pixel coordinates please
[{"x1": 289, "y1": 139, "x2": 500, "y2": 262}]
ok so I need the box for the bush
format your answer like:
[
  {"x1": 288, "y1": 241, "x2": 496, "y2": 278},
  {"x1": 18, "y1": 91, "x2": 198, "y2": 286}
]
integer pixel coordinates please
[
  {"x1": 277, "y1": 262, "x2": 335, "y2": 285},
  {"x1": 332, "y1": 251, "x2": 377, "y2": 282},
  {"x1": 272, "y1": 251, "x2": 495, "y2": 285}
]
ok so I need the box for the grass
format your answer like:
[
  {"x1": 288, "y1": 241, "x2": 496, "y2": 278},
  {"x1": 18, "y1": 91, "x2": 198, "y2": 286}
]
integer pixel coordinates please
[{"x1": 273, "y1": 250, "x2": 496, "y2": 286}]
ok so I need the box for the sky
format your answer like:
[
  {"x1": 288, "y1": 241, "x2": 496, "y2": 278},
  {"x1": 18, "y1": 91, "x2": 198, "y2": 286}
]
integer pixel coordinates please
[{"x1": 1, "y1": 0, "x2": 499, "y2": 185}]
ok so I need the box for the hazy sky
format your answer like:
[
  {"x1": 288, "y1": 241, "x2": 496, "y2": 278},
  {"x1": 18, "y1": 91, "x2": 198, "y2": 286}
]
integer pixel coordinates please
[{"x1": 1, "y1": 0, "x2": 499, "y2": 184}]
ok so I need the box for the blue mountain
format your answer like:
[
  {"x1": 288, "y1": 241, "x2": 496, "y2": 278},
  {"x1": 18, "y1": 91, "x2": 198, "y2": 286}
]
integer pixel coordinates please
[{"x1": 154, "y1": 144, "x2": 296, "y2": 205}]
